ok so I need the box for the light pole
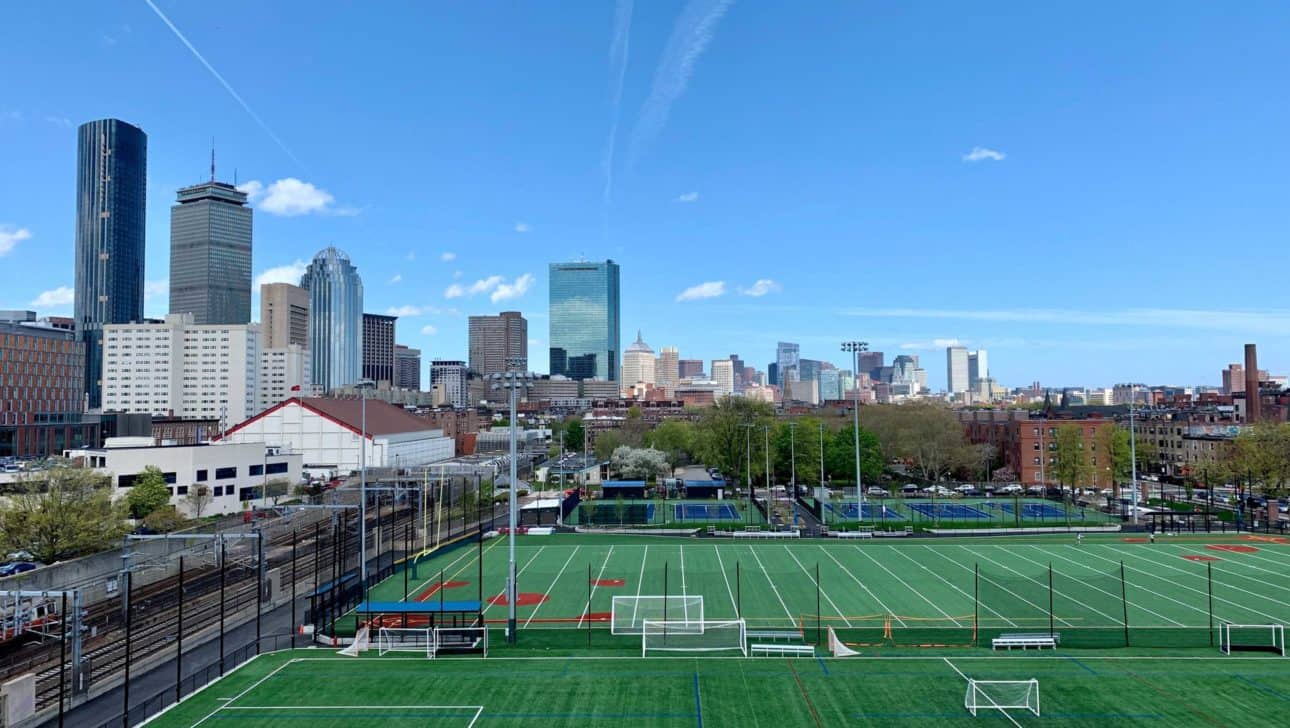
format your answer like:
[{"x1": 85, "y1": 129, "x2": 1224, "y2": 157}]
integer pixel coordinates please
[
  {"x1": 491, "y1": 361, "x2": 534, "y2": 644},
  {"x1": 842, "y1": 341, "x2": 869, "y2": 526},
  {"x1": 1128, "y1": 384, "x2": 1139, "y2": 525},
  {"x1": 788, "y1": 421, "x2": 798, "y2": 496},
  {"x1": 741, "y1": 423, "x2": 756, "y2": 514},
  {"x1": 818, "y1": 420, "x2": 826, "y2": 491},
  {"x1": 356, "y1": 379, "x2": 376, "y2": 593}
]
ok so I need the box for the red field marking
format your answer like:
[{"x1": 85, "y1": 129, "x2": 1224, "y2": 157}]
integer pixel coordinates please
[
  {"x1": 1241, "y1": 535, "x2": 1289, "y2": 544},
  {"x1": 1183, "y1": 555, "x2": 1219, "y2": 562},
  {"x1": 486, "y1": 592, "x2": 549, "y2": 607},
  {"x1": 1206, "y1": 544, "x2": 1258, "y2": 553},
  {"x1": 413, "y1": 580, "x2": 469, "y2": 602},
  {"x1": 1122, "y1": 537, "x2": 1148, "y2": 543},
  {"x1": 585, "y1": 611, "x2": 612, "y2": 622},
  {"x1": 365, "y1": 614, "x2": 431, "y2": 628},
  {"x1": 591, "y1": 578, "x2": 626, "y2": 587}
]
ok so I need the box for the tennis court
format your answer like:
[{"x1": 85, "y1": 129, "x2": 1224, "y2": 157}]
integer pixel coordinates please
[
  {"x1": 814, "y1": 497, "x2": 1113, "y2": 529},
  {"x1": 566, "y1": 499, "x2": 763, "y2": 527}
]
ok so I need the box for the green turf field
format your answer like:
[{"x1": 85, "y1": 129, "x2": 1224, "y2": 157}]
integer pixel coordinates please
[{"x1": 151, "y1": 650, "x2": 1290, "y2": 727}]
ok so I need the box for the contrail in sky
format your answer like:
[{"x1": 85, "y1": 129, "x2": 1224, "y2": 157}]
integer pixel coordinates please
[
  {"x1": 601, "y1": 0, "x2": 635, "y2": 205},
  {"x1": 142, "y1": 0, "x2": 304, "y2": 170}
]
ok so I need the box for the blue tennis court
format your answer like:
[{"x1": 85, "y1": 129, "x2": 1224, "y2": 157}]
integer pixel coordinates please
[
  {"x1": 825, "y1": 502, "x2": 904, "y2": 520},
  {"x1": 994, "y1": 502, "x2": 1069, "y2": 519},
  {"x1": 906, "y1": 502, "x2": 992, "y2": 519},
  {"x1": 673, "y1": 503, "x2": 740, "y2": 520}
]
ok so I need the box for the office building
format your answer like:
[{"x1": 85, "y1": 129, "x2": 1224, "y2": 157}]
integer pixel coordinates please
[
  {"x1": 621, "y1": 331, "x2": 656, "y2": 393},
  {"x1": 362, "y1": 313, "x2": 397, "y2": 384},
  {"x1": 968, "y1": 349, "x2": 989, "y2": 391},
  {"x1": 679, "y1": 359, "x2": 705, "y2": 379},
  {"x1": 168, "y1": 175, "x2": 252, "y2": 325},
  {"x1": 102, "y1": 313, "x2": 260, "y2": 426},
  {"x1": 75, "y1": 119, "x2": 147, "y2": 408},
  {"x1": 468, "y1": 311, "x2": 527, "y2": 377},
  {"x1": 0, "y1": 313, "x2": 96, "y2": 456},
  {"x1": 946, "y1": 346, "x2": 969, "y2": 393},
  {"x1": 788, "y1": 378, "x2": 819, "y2": 405},
  {"x1": 818, "y1": 368, "x2": 841, "y2": 401},
  {"x1": 395, "y1": 344, "x2": 421, "y2": 389},
  {"x1": 258, "y1": 344, "x2": 311, "y2": 411},
  {"x1": 657, "y1": 346, "x2": 680, "y2": 394},
  {"x1": 260, "y1": 283, "x2": 309, "y2": 349},
  {"x1": 300, "y1": 247, "x2": 363, "y2": 391},
  {"x1": 431, "y1": 360, "x2": 468, "y2": 409},
  {"x1": 774, "y1": 342, "x2": 800, "y2": 386},
  {"x1": 711, "y1": 359, "x2": 735, "y2": 397},
  {"x1": 549, "y1": 260, "x2": 621, "y2": 381},
  {"x1": 798, "y1": 359, "x2": 822, "y2": 384}
]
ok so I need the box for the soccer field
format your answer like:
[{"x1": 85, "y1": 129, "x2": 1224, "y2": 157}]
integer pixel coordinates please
[{"x1": 151, "y1": 651, "x2": 1290, "y2": 727}]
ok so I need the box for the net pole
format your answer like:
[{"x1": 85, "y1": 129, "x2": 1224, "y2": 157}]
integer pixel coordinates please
[
  {"x1": 664, "y1": 562, "x2": 669, "y2": 626},
  {"x1": 122, "y1": 570, "x2": 131, "y2": 728},
  {"x1": 175, "y1": 555, "x2": 184, "y2": 703},
  {"x1": 58, "y1": 591, "x2": 67, "y2": 727},
  {"x1": 439, "y1": 568, "x2": 445, "y2": 625},
  {"x1": 587, "y1": 563, "x2": 592, "y2": 648},
  {"x1": 1120, "y1": 560, "x2": 1129, "y2": 647},
  {"x1": 1047, "y1": 562, "x2": 1054, "y2": 638},
  {"x1": 973, "y1": 562, "x2": 980, "y2": 647},
  {"x1": 403, "y1": 524, "x2": 409, "y2": 604},
  {"x1": 291, "y1": 529, "x2": 298, "y2": 649},
  {"x1": 1207, "y1": 562, "x2": 1214, "y2": 647},
  {"x1": 815, "y1": 562, "x2": 822, "y2": 645},
  {"x1": 736, "y1": 561, "x2": 741, "y2": 617}
]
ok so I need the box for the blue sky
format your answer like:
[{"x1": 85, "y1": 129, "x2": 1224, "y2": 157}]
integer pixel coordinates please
[{"x1": 2, "y1": 1, "x2": 1289, "y2": 390}]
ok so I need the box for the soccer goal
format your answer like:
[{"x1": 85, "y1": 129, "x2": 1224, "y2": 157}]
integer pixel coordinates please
[
  {"x1": 964, "y1": 679, "x2": 1040, "y2": 717},
  {"x1": 435, "y1": 625, "x2": 488, "y2": 657},
  {"x1": 1220, "y1": 623, "x2": 1286, "y2": 656},
  {"x1": 827, "y1": 627, "x2": 861, "y2": 657},
  {"x1": 338, "y1": 625, "x2": 370, "y2": 657},
  {"x1": 642, "y1": 619, "x2": 746, "y2": 657},
  {"x1": 378, "y1": 626, "x2": 435, "y2": 658},
  {"x1": 611, "y1": 595, "x2": 704, "y2": 635}
]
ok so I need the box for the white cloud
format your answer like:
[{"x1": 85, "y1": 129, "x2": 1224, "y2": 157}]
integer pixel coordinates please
[
  {"x1": 238, "y1": 178, "x2": 354, "y2": 216},
  {"x1": 963, "y1": 146, "x2": 1005, "y2": 162},
  {"x1": 389, "y1": 274, "x2": 402, "y2": 284},
  {"x1": 739, "y1": 278, "x2": 781, "y2": 297},
  {"x1": 255, "y1": 260, "x2": 308, "y2": 287},
  {"x1": 144, "y1": 279, "x2": 168, "y2": 300},
  {"x1": 675, "y1": 191, "x2": 699, "y2": 203},
  {"x1": 440, "y1": 251, "x2": 456, "y2": 262},
  {"x1": 453, "y1": 270, "x2": 463, "y2": 279},
  {"x1": 420, "y1": 325, "x2": 438, "y2": 336},
  {"x1": 675, "y1": 280, "x2": 726, "y2": 302},
  {"x1": 444, "y1": 283, "x2": 466, "y2": 299},
  {"x1": 44, "y1": 116, "x2": 73, "y2": 129},
  {"x1": 0, "y1": 226, "x2": 32, "y2": 257},
  {"x1": 513, "y1": 222, "x2": 530, "y2": 233},
  {"x1": 490, "y1": 273, "x2": 534, "y2": 303},
  {"x1": 385, "y1": 304, "x2": 428, "y2": 317},
  {"x1": 470, "y1": 276, "x2": 503, "y2": 295},
  {"x1": 30, "y1": 286, "x2": 74, "y2": 308}
]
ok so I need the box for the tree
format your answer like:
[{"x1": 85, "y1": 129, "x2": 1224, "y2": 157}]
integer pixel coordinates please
[
  {"x1": 864, "y1": 402, "x2": 968, "y2": 482},
  {"x1": 646, "y1": 420, "x2": 696, "y2": 470},
  {"x1": 772, "y1": 419, "x2": 824, "y2": 487},
  {"x1": 1094, "y1": 426, "x2": 1133, "y2": 494},
  {"x1": 824, "y1": 424, "x2": 884, "y2": 485},
  {"x1": 1226, "y1": 423, "x2": 1290, "y2": 499},
  {"x1": 1052, "y1": 424, "x2": 1093, "y2": 498},
  {"x1": 183, "y1": 485, "x2": 213, "y2": 518},
  {"x1": 620, "y1": 406, "x2": 649, "y2": 448},
  {"x1": 694, "y1": 396, "x2": 775, "y2": 486},
  {"x1": 0, "y1": 466, "x2": 129, "y2": 563},
  {"x1": 142, "y1": 506, "x2": 186, "y2": 533},
  {"x1": 564, "y1": 418, "x2": 586, "y2": 452},
  {"x1": 126, "y1": 466, "x2": 171, "y2": 519},
  {"x1": 610, "y1": 446, "x2": 671, "y2": 481},
  {"x1": 594, "y1": 430, "x2": 625, "y2": 461}
]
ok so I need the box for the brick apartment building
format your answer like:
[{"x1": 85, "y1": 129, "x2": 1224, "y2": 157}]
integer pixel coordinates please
[
  {"x1": 0, "y1": 314, "x2": 98, "y2": 456},
  {"x1": 960, "y1": 409, "x2": 1115, "y2": 487}
]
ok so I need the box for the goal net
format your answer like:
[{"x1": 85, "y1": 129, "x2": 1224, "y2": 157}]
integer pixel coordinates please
[
  {"x1": 611, "y1": 595, "x2": 704, "y2": 635},
  {"x1": 378, "y1": 627, "x2": 435, "y2": 658},
  {"x1": 434, "y1": 626, "x2": 488, "y2": 657},
  {"x1": 964, "y1": 679, "x2": 1040, "y2": 717},
  {"x1": 1220, "y1": 623, "x2": 1286, "y2": 656},
  {"x1": 828, "y1": 627, "x2": 860, "y2": 657},
  {"x1": 642, "y1": 619, "x2": 747, "y2": 657},
  {"x1": 338, "y1": 625, "x2": 369, "y2": 657}
]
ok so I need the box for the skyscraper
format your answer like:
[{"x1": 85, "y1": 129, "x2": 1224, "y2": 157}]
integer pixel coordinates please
[
  {"x1": 549, "y1": 260, "x2": 620, "y2": 381},
  {"x1": 621, "y1": 331, "x2": 656, "y2": 390},
  {"x1": 946, "y1": 346, "x2": 969, "y2": 393},
  {"x1": 362, "y1": 313, "x2": 397, "y2": 384},
  {"x1": 657, "y1": 346, "x2": 680, "y2": 394},
  {"x1": 300, "y1": 247, "x2": 363, "y2": 391},
  {"x1": 858, "y1": 351, "x2": 885, "y2": 380},
  {"x1": 468, "y1": 311, "x2": 528, "y2": 377},
  {"x1": 168, "y1": 171, "x2": 252, "y2": 324},
  {"x1": 775, "y1": 342, "x2": 800, "y2": 385},
  {"x1": 967, "y1": 350, "x2": 989, "y2": 391},
  {"x1": 74, "y1": 118, "x2": 147, "y2": 408},
  {"x1": 711, "y1": 360, "x2": 735, "y2": 396},
  {"x1": 394, "y1": 344, "x2": 421, "y2": 389},
  {"x1": 261, "y1": 282, "x2": 310, "y2": 349},
  {"x1": 431, "y1": 360, "x2": 468, "y2": 409},
  {"x1": 678, "y1": 360, "x2": 705, "y2": 379}
]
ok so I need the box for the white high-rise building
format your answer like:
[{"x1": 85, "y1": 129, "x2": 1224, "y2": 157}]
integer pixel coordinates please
[
  {"x1": 968, "y1": 349, "x2": 989, "y2": 391},
  {"x1": 258, "y1": 344, "x2": 312, "y2": 412},
  {"x1": 621, "y1": 330, "x2": 656, "y2": 395},
  {"x1": 656, "y1": 346, "x2": 680, "y2": 395},
  {"x1": 102, "y1": 313, "x2": 259, "y2": 425},
  {"x1": 946, "y1": 346, "x2": 969, "y2": 394},
  {"x1": 711, "y1": 359, "x2": 735, "y2": 396},
  {"x1": 431, "y1": 360, "x2": 468, "y2": 409}
]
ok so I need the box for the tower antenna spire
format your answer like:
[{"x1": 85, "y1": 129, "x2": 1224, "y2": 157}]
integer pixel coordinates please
[{"x1": 210, "y1": 138, "x2": 216, "y2": 182}]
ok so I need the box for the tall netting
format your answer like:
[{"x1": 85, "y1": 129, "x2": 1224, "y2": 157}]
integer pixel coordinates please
[
  {"x1": 641, "y1": 619, "x2": 747, "y2": 656},
  {"x1": 965, "y1": 679, "x2": 1040, "y2": 717},
  {"x1": 611, "y1": 596, "x2": 704, "y2": 635}
]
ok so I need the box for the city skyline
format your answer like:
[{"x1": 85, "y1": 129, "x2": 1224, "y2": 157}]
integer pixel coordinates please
[{"x1": 4, "y1": 5, "x2": 1290, "y2": 389}]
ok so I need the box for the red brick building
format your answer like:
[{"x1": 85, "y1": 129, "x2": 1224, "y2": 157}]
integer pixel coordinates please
[
  {"x1": 1, "y1": 317, "x2": 98, "y2": 456},
  {"x1": 960, "y1": 409, "x2": 1115, "y2": 487}
]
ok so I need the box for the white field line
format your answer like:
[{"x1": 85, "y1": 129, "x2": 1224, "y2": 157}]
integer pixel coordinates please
[
  {"x1": 782, "y1": 545, "x2": 850, "y2": 627},
  {"x1": 408, "y1": 537, "x2": 504, "y2": 600},
  {"x1": 961, "y1": 545, "x2": 1118, "y2": 625},
  {"x1": 923, "y1": 546, "x2": 1065, "y2": 627},
  {"x1": 747, "y1": 543, "x2": 796, "y2": 623},
  {"x1": 943, "y1": 658, "x2": 1023, "y2": 728},
  {"x1": 1171, "y1": 546, "x2": 1290, "y2": 592},
  {"x1": 1089, "y1": 545, "x2": 1290, "y2": 621},
  {"x1": 217, "y1": 704, "x2": 487, "y2": 727},
  {"x1": 1031, "y1": 545, "x2": 1205, "y2": 624},
  {"x1": 578, "y1": 545, "x2": 616, "y2": 627},
  {"x1": 191, "y1": 657, "x2": 299, "y2": 727},
  {"x1": 290, "y1": 653, "x2": 1288, "y2": 662},
  {"x1": 816, "y1": 547, "x2": 895, "y2": 626},
  {"x1": 481, "y1": 546, "x2": 547, "y2": 616},
  {"x1": 713, "y1": 545, "x2": 739, "y2": 617},
  {"x1": 1006, "y1": 546, "x2": 1182, "y2": 626},
  {"x1": 523, "y1": 546, "x2": 581, "y2": 627},
  {"x1": 886, "y1": 547, "x2": 1017, "y2": 628},
  {"x1": 851, "y1": 546, "x2": 961, "y2": 626},
  {"x1": 630, "y1": 545, "x2": 649, "y2": 629},
  {"x1": 1208, "y1": 544, "x2": 1290, "y2": 571}
]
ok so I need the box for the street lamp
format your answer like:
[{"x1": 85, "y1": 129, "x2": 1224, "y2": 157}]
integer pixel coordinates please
[
  {"x1": 355, "y1": 379, "x2": 376, "y2": 595},
  {"x1": 842, "y1": 341, "x2": 869, "y2": 527},
  {"x1": 490, "y1": 361, "x2": 534, "y2": 644}
]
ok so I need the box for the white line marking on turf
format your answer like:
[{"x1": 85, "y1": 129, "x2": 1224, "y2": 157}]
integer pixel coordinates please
[
  {"x1": 944, "y1": 658, "x2": 1022, "y2": 728},
  {"x1": 190, "y1": 658, "x2": 299, "y2": 727},
  {"x1": 816, "y1": 546, "x2": 898, "y2": 626},
  {"x1": 579, "y1": 545, "x2": 616, "y2": 628},
  {"x1": 783, "y1": 545, "x2": 850, "y2": 626},
  {"x1": 482, "y1": 546, "x2": 547, "y2": 615},
  {"x1": 960, "y1": 545, "x2": 1094, "y2": 626},
  {"x1": 631, "y1": 545, "x2": 649, "y2": 628},
  {"x1": 747, "y1": 543, "x2": 796, "y2": 624},
  {"x1": 407, "y1": 537, "x2": 498, "y2": 598},
  {"x1": 523, "y1": 545, "x2": 580, "y2": 626},
  {"x1": 714, "y1": 545, "x2": 739, "y2": 616},
  {"x1": 925, "y1": 546, "x2": 1064, "y2": 627},
  {"x1": 1172, "y1": 546, "x2": 1290, "y2": 595},
  {"x1": 887, "y1": 547, "x2": 1017, "y2": 628},
  {"x1": 1024, "y1": 546, "x2": 1187, "y2": 626},
  {"x1": 852, "y1": 545, "x2": 960, "y2": 626}
]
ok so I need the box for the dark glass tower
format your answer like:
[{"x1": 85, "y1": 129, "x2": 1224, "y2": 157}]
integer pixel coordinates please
[
  {"x1": 548, "y1": 260, "x2": 621, "y2": 381},
  {"x1": 300, "y1": 246, "x2": 364, "y2": 391},
  {"x1": 74, "y1": 119, "x2": 147, "y2": 409},
  {"x1": 169, "y1": 177, "x2": 252, "y2": 325}
]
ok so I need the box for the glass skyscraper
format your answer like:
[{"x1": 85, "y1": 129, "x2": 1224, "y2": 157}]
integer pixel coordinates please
[
  {"x1": 300, "y1": 247, "x2": 363, "y2": 391},
  {"x1": 74, "y1": 118, "x2": 147, "y2": 409},
  {"x1": 549, "y1": 260, "x2": 621, "y2": 381},
  {"x1": 169, "y1": 179, "x2": 252, "y2": 324}
]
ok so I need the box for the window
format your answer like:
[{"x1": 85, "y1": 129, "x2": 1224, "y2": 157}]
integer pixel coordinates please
[
  {"x1": 215, "y1": 466, "x2": 237, "y2": 480},
  {"x1": 266, "y1": 462, "x2": 289, "y2": 475},
  {"x1": 239, "y1": 486, "x2": 262, "y2": 502},
  {"x1": 176, "y1": 485, "x2": 189, "y2": 495},
  {"x1": 196, "y1": 469, "x2": 207, "y2": 481},
  {"x1": 249, "y1": 464, "x2": 264, "y2": 476}
]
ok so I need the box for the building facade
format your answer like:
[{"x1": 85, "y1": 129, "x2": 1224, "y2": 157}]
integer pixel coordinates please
[
  {"x1": 548, "y1": 260, "x2": 620, "y2": 381},
  {"x1": 168, "y1": 180, "x2": 252, "y2": 325},
  {"x1": 774, "y1": 342, "x2": 800, "y2": 386},
  {"x1": 711, "y1": 359, "x2": 734, "y2": 397},
  {"x1": 260, "y1": 282, "x2": 309, "y2": 349},
  {"x1": 258, "y1": 344, "x2": 311, "y2": 412},
  {"x1": 0, "y1": 314, "x2": 96, "y2": 457},
  {"x1": 621, "y1": 331, "x2": 656, "y2": 393},
  {"x1": 394, "y1": 344, "x2": 421, "y2": 390},
  {"x1": 75, "y1": 119, "x2": 148, "y2": 409},
  {"x1": 468, "y1": 311, "x2": 527, "y2": 377},
  {"x1": 946, "y1": 346, "x2": 969, "y2": 393},
  {"x1": 431, "y1": 360, "x2": 468, "y2": 409},
  {"x1": 300, "y1": 247, "x2": 363, "y2": 392},
  {"x1": 656, "y1": 346, "x2": 679, "y2": 395},
  {"x1": 678, "y1": 359, "x2": 704, "y2": 379},
  {"x1": 362, "y1": 313, "x2": 397, "y2": 384},
  {"x1": 968, "y1": 350, "x2": 988, "y2": 391}
]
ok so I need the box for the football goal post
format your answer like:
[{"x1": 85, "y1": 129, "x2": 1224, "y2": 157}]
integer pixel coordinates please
[
  {"x1": 338, "y1": 625, "x2": 370, "y2": 657},
  {"x1": 964, "y1": 679, "x2": 1040, "y2": 717},
  {"x1": 378, "y1": 626, "x2": 435, "y2": 658},
  {"x1": 611, "y1": 595, "x2": 704, "y2": 635},
  {"x1": 827, "y1": 627, "x2": 861, "y2": 657},
  {"x1": 1220, "y1": 623, "x2": 1286, "y2": 656},
  {"x1": 642, "y1": 619, "x2": 747, "y2": 657}
]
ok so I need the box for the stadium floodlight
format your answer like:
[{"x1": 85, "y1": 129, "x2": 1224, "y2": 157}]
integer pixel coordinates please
[
  {"x1": 842, "y1": 341, "x2": 869, "y2": 525},
  {"x1": 355, "y1": 378, "x2": 376, "y2": 594},
  {"x1": 491, "y1": 360, "x2": 535, "y2": 644}
]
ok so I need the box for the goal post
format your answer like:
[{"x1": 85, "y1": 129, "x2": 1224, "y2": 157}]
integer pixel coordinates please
[
  {"x1": 1220, "y1": 623, "x2": 1286, "y2": 656},
  {"x1": 641, "y1": 619, "x2": 747, "y2": 657},
  {"x1": 435, "y1": 625, "x2": 488, "y2": 657},
  {"x1": 338, "y1": 625, "x2": 370, "y2": 657},
  {"x1": 964, "y1": 679, "x2": 1040, "y2": 717},
  {"x1": 827, "y1": 627, "x2": 861, "y2": 657},
  {"x1": 611, "y1": 595, "x2": 704, "y2": 635},
  {"x1": 378, "y1": 626, "x2": 435, "y2": 658}
]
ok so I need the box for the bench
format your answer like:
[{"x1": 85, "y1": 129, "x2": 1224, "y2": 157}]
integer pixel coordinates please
[
  {"x1": 750, "y1": 643, "x2": 815, "y2": 657},
  {"x1": 746, "y1": 630, "x2": 802, "y2": 642},
  {"x1": 835, "y1": 530, "x2": 874, "y2": 539},
  {"x1": 992, "y1": 633, "x2": 1059, "y2": 650}
]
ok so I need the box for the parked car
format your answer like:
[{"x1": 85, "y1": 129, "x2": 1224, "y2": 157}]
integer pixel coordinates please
[
  {"x1": 922, "y1": 485, "x2": 953, "y2": 496},
  {"x1": 866, "y1": 486, "x2": 889, "y2": 497},
  {"x1": 0, "y1": 562, "x2": 37, "y2": 577},
  {"x1": 997, "y1": 484, "x2": 1024, "y2": 495},
  {"x1": 1026, "y1": 485, "x2": 1046, "y2": 495},
  {"x1": 900, "y1": 484, "x2": 921, "y2": 497},
  {"x1": 954, "y1": 484, "x2": 977, "y2": 493}
]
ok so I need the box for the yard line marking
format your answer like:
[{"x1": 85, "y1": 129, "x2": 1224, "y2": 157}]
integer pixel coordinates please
[
  {"x1": 887, "y1": 547, "x2": 1017, "y2": 628},
  {"x1": 524, "y1": 545, "x2": 581, "y2": 626},
  {"x1": 851, "y1": 546, "x2": 960, "y2": 626},
  {"x1": 1088, "y1": 546, "x2": 1289, "y2": 621},
  {"x1": 962, "y1": 545, "x2": 1120, "y2": 624},
  {"x1": 578, "y1": 545, "x2": 616, "y2": 627},
  {"x1": 816, "y1": 547, "x2": 893, "y2": 626},
  {"x1": 713, "y1": 545, "x2": 739, "y2": 616},
  {"x1": 783, "y1": 545, "x2": 850, "y2": 627},
  {"x1": 408, "y1": 536, "x2": 505, "y2": 601},
  {"x1": 631, "y1": 545, "x2": 649, "y2": 629},
  {"x1": 1172, "y1": 546, "x2": 1290, "y2": 592},
  {"x1": 1029, "y1": 546, "x2": 1197, "y2": 625},
  {"x1": 693, "y1": 671, "x2": 705, "y2": 727},
  {"x1": 748, "y1": 544, "x2": 797, "y2": 624},
  {"x1": 482, "y1": 546, "x2": 547, "y2": 616},
  {"x1": 1009, "y1": 546, "x2": 1182, "y2": 626},
  {"x1": 191, "y1": 657, "x2": 299, "y2": 727},
  {"x1": 928, "y1": 546, "x2": 1071, "y2": 627},
  {"x1": 942, "y1": 658, "x2": 1022, "y2": 728}
]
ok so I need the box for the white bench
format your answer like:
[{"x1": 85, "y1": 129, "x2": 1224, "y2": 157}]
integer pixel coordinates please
[
  {"x1": 835, "y1": 529, "x2": 874, "y2": 539},
  {"x1": 746, "y1": 630, "x2": 802, "y2": 642},
  {"x1": 750, "y1": 643, "x2": 815, "y2": 657},
  {"x1": 992, "y1": 633, "x2": 1059, "y2": 650}
]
